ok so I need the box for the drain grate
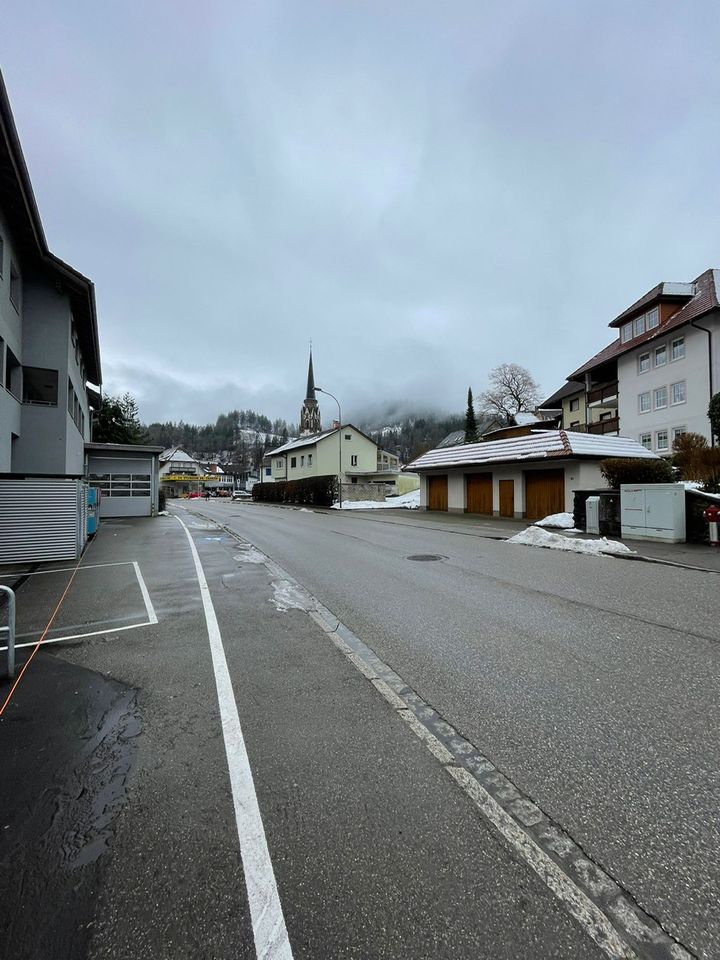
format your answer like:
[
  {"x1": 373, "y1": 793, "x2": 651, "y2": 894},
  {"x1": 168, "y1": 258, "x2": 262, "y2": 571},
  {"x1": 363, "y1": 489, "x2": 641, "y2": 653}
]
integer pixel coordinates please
[{"x1": 406, "y1": 554, "x2": 447, "y2": 562}]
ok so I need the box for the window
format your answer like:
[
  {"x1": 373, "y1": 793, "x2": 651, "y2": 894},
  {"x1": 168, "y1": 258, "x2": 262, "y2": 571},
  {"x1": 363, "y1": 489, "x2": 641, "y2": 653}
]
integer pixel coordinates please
[
  {"x1": 6, "y1": 347, "x2": 21, "y2": 398},
  {"x1": 570, "y1": 420, "x2": 580, "y2": 428},
  {"x1": 569, "y1": 398, "x2": 580, "y2": 412},
  {"x1": 639, "y1": 433, "x2": 652, "y2": 449},
  {"x1": 638, "y1": 352, "x2": 650, "y2": 374},
  {"x1": 290, "y1": 457, "x2": 297, "y2": 468},
  {"x1": 638, "y1": 391, "x2": 651, "y2": 413},
  {"x1": 350, "y1": 455, "x2": 358, "y2": 466},
  {"x1": 634, "y1": 314, "x2": 646, "y2": 337},
  {"x1": 89, "y1": 473, "x2": 152, "y2": 498},
  {"x1": 344, "y1": 433, "x2": 351, "y2": 440},
  {"x1": 672, "y1": 426, "x2": 686, "y2": 443},
  {"x1": 671, "y1": 381, "x2": 686, "y2": 405},
  {"x1": 22, "y1": 366, "x2": 58, "y2": 405},
  {"x1": 671, "y1": 337, "x2": 685, "y2": 361},
  {"x1": 646, "y1": 307, "x2": 659, "y2": 330},
  {"x1": 599, "y1": 411, "x2": 613, "y2": 421},
  {"x1": 300, "y1": 455, "x2": 305, "y2": 466},
  {"x1": 621, "y1": 322, "x2": 633, "y2": 343},
  {"x1": 656, "y1": 429, "x2": 669, "y2": 452},
  {"x1": 654, "y1": 386, "x2": 667, "y2": 409},
  {"x1": 654, "y1": 344, "x2": 667, "y2": 367},
  {"x1": 265, "y1": 466, "x2": 271, "y2": 476},
  {"x1": 9, "y1": 262, "x2": 20, "y2": 311},
  {"x1": 276, "y1": 459, "x2": 283, "y2": 469},
  {"x1": 308, "y1": 454, "x2": 312, "y2": 466}
]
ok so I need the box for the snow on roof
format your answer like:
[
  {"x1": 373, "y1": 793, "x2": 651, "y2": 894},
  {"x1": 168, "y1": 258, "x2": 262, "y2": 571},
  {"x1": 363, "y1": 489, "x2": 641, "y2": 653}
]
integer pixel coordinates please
[
  {"x1": 514, "y1": 412, "x2": 541, "y2": 425},
  {"x1": 266, "y1": 428, "x2": 339, "y2": 457},
  {"x1": 161, "y1": 447, "x2": 198, "y2": 462},
  {"x1": 405, "y1": 430, "x2": 659, "y2": 471}
]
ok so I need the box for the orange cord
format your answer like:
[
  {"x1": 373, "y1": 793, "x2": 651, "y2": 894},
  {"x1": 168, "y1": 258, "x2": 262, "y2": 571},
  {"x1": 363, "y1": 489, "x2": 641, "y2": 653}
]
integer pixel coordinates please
[{"x1": 0, "y1": 538, "x2": 94, "y2": 718}]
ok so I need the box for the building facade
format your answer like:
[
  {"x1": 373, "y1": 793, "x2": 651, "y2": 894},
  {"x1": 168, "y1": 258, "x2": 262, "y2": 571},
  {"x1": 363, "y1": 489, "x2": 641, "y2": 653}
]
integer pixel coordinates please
[
  {"x1": 568, "y1": 270, "x2": 720, "y2": 453},
  {"x1": 0, "y1": 71, "x2": 101, "y2": 476}
]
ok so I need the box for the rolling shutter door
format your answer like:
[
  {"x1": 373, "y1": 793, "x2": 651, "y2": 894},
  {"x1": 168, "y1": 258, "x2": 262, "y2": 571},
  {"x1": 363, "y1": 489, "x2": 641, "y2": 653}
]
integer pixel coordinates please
[
  {"x1": 0, "y1": 479, "x2": 85, "y2": 563},
  {"x1": 88, "y1": 455, "x2": 154, "y2": 517}
]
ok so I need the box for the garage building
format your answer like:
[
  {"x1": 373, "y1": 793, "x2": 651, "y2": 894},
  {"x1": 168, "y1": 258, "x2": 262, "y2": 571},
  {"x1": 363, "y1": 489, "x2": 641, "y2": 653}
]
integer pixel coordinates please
[
  {"x1": 406, "y1": 431, "x2": 658, "y2": 519},
  {"x1": 85, "y1": 442, "x2": 163, "y2": 518}
]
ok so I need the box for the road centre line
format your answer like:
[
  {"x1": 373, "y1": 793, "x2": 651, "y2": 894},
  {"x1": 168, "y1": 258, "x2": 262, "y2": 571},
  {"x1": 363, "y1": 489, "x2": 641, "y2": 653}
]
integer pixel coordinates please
[
  {"x1": 208, "y1": 514, "x2": 693, "y2": 960},
  {"x1": 175, "y1": 515, "x2": 293, "y2": 960}
]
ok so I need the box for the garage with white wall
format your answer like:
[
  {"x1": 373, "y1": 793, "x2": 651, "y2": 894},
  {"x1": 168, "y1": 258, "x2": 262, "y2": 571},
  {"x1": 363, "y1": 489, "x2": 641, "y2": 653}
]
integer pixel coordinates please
[{"x1": 85, "y1": 442, "x2": 163, "y2": 518}]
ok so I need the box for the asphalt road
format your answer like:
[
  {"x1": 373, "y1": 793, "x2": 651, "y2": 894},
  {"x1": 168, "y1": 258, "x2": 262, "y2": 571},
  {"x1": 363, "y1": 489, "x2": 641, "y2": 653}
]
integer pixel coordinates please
[
  {"x1": 2, "y1": 501, "x2": 717, "y2": 959},
  {"x1": 188, "y1": 499, "x2": 720, "y2": 960}
]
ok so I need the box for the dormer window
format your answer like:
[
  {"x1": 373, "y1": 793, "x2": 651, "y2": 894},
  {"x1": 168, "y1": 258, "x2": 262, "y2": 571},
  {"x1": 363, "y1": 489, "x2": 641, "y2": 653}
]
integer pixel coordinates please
[
  {"x1": 621, "y1": 306, "x2": 659, "y2": 344},
  {"x1": 621, "y1": 322, "x2": 633, "y2": 343}
]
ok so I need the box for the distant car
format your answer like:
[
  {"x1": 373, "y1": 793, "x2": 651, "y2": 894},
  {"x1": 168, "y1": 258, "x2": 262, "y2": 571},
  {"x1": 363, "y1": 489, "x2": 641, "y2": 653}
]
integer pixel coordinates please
[
  {"x1": 232, "y1": 489, "x2": 251, "y2": 500},
  {"x1": 187, "y1": 492, "x2": 202, "y2": 499}
]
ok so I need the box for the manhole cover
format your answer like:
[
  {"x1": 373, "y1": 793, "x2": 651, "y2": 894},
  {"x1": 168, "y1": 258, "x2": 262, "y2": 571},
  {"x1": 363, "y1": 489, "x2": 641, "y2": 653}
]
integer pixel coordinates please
[{"x1": 406, "y1": 554, "x2": 447, "y2": 562}]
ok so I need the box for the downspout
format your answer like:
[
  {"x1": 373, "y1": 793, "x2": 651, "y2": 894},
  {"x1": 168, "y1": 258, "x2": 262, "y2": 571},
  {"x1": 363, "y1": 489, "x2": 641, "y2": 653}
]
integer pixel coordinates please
[{"x1": 690, "y1": 318, "x2": 714, "y2": 446}]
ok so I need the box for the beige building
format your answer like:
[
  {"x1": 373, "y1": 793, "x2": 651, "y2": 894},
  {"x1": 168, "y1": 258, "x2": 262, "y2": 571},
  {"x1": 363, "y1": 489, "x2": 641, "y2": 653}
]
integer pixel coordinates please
[{"x1": 265, "y1": 424, "x2": 399, "y2": 490}]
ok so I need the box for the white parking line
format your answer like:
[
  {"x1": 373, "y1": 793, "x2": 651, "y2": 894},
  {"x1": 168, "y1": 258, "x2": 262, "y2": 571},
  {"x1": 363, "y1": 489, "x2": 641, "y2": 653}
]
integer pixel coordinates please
[
  {"x1": 0, "y1": 560, "x2": 158, "y2": 651},
  {"x1": 176, "y1": 515, "x2": 293, "y2": 960}
]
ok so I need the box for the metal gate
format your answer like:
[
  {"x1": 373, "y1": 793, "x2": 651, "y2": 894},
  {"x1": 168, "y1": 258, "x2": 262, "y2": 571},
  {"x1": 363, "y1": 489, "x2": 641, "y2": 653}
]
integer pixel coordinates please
[{"x1": 0, "y1": 478, "x2": 88, "y2": 563}]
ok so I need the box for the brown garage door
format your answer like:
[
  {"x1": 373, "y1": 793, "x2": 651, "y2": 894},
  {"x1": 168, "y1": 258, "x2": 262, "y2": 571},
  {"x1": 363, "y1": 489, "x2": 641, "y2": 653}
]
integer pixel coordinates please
[
  {"x1": 525, "y1": 469, "x2": 564, "y2": 520},
  {"x1": 427, "y1": 475, "x2": 448, "y2": 511},
  {"x1": 466, "y1": 473, "x2": 492, "y2": 514},
  {"x1": 499, "y1": 479, "x2": 514, "y2": 518}
]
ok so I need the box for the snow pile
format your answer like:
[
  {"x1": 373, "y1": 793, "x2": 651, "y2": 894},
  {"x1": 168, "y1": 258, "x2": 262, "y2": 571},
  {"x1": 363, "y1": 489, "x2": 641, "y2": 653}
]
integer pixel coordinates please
[
  {"x1": 507, "y1": 525, "x2": 635, "y2": 556},
  {"x1": 269, "y1": 579, "x2": 314, "y2": 612},
  {"x1": 534, "y1": 512, "x2": 576, "y2": 529},
  {"x1": 332, "y1": 490, "x2": 420, "y2": 510}
]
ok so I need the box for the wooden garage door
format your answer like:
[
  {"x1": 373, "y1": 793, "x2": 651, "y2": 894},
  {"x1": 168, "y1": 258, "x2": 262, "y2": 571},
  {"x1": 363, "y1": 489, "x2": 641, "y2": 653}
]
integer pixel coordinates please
[
  {"x1": 427, "y1": 475, "x2": 448, "y2": 512},
  {"x1": 525, "y1": 469, "x2": 564, "y2": 520},
  {"x1": 466, "y1": 473, "x2": 492, "y2": 514},
  {"x1": 499, "y1": 479, "x2": 514, "y2": 518}
]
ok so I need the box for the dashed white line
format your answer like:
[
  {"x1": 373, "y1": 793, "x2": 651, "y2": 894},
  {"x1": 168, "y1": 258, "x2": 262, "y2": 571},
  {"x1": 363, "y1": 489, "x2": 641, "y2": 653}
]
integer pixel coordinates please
[{"x1": 176, "y1": 516, "x2": 293, "y2": 960}]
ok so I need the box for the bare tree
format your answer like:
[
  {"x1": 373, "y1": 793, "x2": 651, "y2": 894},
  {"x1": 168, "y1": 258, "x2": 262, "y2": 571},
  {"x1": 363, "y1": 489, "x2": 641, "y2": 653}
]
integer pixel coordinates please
[{"x1": 479, "y1": 363, "x2": 542, "y2": 425}]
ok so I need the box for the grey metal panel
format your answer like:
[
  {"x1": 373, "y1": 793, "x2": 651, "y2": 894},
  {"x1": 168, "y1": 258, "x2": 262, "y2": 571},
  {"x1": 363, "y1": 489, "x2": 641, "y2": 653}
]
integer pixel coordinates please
[
  {"x1": 99, "y1": 496, "x2": 151, "y2": 518},
  {"x1": 0, "y1": 479, "x2": 83, "y2": 563}
]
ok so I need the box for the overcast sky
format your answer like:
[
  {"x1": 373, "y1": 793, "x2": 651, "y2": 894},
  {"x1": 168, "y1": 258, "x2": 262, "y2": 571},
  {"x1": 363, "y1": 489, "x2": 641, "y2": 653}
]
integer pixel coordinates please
[{"x1": 3, "y1": 1, "x2": 720, "y2": 426}]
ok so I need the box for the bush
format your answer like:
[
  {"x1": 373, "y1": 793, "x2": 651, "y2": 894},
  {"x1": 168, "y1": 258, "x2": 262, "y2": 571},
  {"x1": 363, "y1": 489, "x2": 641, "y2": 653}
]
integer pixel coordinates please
[
  {"x1": 252, "y1": 474, "x2": 338, "y2": 507},
  {"x1": 673, "y1": 432, "x2": 709, "y2": 481},
  {"x1": 600, "y1": 457, "x2": 674, "y2": 488}
]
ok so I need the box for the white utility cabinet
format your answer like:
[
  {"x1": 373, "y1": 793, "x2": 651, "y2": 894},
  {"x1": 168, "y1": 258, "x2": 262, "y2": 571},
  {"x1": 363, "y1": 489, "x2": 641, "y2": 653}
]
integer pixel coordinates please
[{"x1": 620, "y1": 483, "x2": 686, "y2": 543}]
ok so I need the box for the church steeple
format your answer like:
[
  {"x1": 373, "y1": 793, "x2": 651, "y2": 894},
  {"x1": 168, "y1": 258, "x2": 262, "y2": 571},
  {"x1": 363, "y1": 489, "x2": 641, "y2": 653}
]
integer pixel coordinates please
[{"x1": 299, "y1": 349, "x2": 322, "y2": 435}]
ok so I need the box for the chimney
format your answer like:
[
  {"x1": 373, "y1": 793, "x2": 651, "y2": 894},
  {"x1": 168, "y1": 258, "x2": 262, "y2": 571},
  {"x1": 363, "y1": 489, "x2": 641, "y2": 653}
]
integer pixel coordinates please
[{"x1": 332, "y1": 419, "x2": 340, "y2": 429}]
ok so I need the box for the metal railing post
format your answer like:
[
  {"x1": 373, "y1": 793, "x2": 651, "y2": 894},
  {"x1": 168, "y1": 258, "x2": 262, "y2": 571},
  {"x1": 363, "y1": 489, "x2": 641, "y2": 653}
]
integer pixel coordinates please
[{"x1": 0, "y1": 585, "x2": 16, "y2": 680}]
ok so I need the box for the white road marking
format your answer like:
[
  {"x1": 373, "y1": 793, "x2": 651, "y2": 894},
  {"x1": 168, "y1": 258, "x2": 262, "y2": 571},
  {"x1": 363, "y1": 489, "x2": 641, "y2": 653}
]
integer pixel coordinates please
[
  {"x1": 176, "y1": 516, "x2": 293, "y2": 960},
  {"x1": 446, "y1": 767, "x2": 638, "y2": 960},
  {"x1": 0, "y1": 620, "x2": 154, "y2": 652},
  {"x1": 4, "y1": 560, "x2": 135, "y2": 576},
  {"x1": 133, "y1": 561, "x2": 158, "y2": 624}
]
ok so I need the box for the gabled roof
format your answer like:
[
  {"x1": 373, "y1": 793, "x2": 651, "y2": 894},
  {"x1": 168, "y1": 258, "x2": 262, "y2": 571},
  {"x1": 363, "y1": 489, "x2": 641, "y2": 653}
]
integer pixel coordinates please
[
  {"x1": 0, "y1": 70, "x2": 101, "y2": 385},
  {"x1": 160, "y1": 447, "x2": 198, "y2": 462},
  {"x1": 405, "y1": 430, "x2": 658, "y2": 472},
  {"x1": 265, "y1": 423, "x2": 379, "y2": 459},
  {"x1": 568, "y1": 269, "x2": 720, "y2": 381},
  {"x1": 539, "y1": 381, "x2": 584, "y2": 408}
]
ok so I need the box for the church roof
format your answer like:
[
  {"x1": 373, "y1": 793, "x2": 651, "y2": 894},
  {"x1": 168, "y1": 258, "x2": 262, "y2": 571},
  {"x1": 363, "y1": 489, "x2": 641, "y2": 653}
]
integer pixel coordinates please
[{"x1": 306, "y1": 350, "x2": 316, "y2": 399}]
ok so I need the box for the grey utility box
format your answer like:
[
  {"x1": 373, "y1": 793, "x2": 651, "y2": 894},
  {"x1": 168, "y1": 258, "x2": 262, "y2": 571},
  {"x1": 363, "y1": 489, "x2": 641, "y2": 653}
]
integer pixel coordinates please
[
  {"x1": 620, "y1": 483, "x2": 686, "y2": 543},
  {"x1": 585, "y1": 496, "x2": 600, "y2": 535}
]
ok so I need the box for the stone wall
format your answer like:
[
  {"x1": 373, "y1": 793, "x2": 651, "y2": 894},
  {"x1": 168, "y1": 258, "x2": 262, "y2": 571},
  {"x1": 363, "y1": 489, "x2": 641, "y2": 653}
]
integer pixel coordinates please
[{"x1": 340, "y1": 482, "x2": 389, "y2": 502}]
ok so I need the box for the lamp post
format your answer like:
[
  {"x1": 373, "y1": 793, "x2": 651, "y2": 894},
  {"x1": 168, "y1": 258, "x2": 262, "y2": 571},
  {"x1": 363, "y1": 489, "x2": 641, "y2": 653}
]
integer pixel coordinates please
[{"x1": 315, "y1": 386, "x2": 342, "y2": 510}]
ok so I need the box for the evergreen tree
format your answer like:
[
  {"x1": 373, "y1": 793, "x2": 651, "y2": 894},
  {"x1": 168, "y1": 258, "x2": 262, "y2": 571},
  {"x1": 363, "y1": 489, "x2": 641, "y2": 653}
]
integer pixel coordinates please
[
  {"x1": 94, "y1": 392, "x2": 147, "y2": 444},
  {"x1": 464, "y1": 387, "x2": 479, "y2": 443}
]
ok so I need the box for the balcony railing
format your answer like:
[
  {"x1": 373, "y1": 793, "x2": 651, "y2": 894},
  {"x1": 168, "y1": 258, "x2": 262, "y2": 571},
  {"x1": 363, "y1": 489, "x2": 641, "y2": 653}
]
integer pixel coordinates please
[
  {"x1": 588, "y1": 417, "x2": 620, "y2": 435},
  {"x1": 587, "y1": 382, "x2": 618, "y2": 407}
]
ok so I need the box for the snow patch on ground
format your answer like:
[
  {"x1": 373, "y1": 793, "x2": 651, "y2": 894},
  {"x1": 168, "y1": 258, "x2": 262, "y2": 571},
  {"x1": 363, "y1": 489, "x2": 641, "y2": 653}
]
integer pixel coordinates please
[
  {"x1": 332, "y1": 489, "x2": 420, "y2": 510},
  {"x1": 158, "y1": 510, "x2": 170, "y2": 516},
  {"x1": 269, "y1": 579, "x2": 314, "y2": 612},
  {"x1": 233, "y1": 546, "x2": 266, "y2": 564},
  {"x1": 534, "y1": 512, "x2": 576, "y2": 529},
  {"x1": 507, "y1": 525, "x2": 635, "y2": 557}
]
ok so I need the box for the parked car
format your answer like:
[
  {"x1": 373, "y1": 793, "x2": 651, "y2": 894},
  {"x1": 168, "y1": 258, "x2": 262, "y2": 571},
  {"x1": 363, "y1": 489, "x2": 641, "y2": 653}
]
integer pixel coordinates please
[{"x1": 232, "y1": 489, "x2": 251, "y2": 500}]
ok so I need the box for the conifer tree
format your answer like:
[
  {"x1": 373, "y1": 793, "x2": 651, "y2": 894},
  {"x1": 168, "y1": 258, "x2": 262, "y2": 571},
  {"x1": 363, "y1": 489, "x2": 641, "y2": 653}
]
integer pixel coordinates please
[{"x1": 464, "y1": 387, "x2": 479, "y2": 443}]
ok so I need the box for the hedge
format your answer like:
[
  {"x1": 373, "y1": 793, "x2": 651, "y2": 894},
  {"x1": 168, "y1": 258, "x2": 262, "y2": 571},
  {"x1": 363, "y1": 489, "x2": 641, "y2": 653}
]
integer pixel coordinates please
[
  {"x1": 599, "y1": 457, "x2": 674, "y2": 488},
  {"x1": 252, "y1": 474, "x2": 338, "y2": 507}
]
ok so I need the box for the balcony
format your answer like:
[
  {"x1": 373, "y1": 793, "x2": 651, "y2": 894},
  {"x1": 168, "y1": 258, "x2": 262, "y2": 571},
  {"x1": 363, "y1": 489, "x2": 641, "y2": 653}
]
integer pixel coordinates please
[
  {"x1": 588, "y1": 417, "x2": 620, "y2": 435},
  {"x1": 587, "y1": 382, "x2": 618, "y2": 408}
]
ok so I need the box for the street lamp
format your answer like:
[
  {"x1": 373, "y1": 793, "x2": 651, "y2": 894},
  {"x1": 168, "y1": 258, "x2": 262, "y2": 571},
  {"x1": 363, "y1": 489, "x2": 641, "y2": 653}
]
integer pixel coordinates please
[{"x1": 315, "y1": 386, "x2": 342, "y2": 510}]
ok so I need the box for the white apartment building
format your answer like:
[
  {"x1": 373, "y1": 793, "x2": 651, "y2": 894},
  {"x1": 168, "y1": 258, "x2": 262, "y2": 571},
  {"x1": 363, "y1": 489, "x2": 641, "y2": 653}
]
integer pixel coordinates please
[{"x1": 569, "y1": 270, "x2": 720, "y2": 454}]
